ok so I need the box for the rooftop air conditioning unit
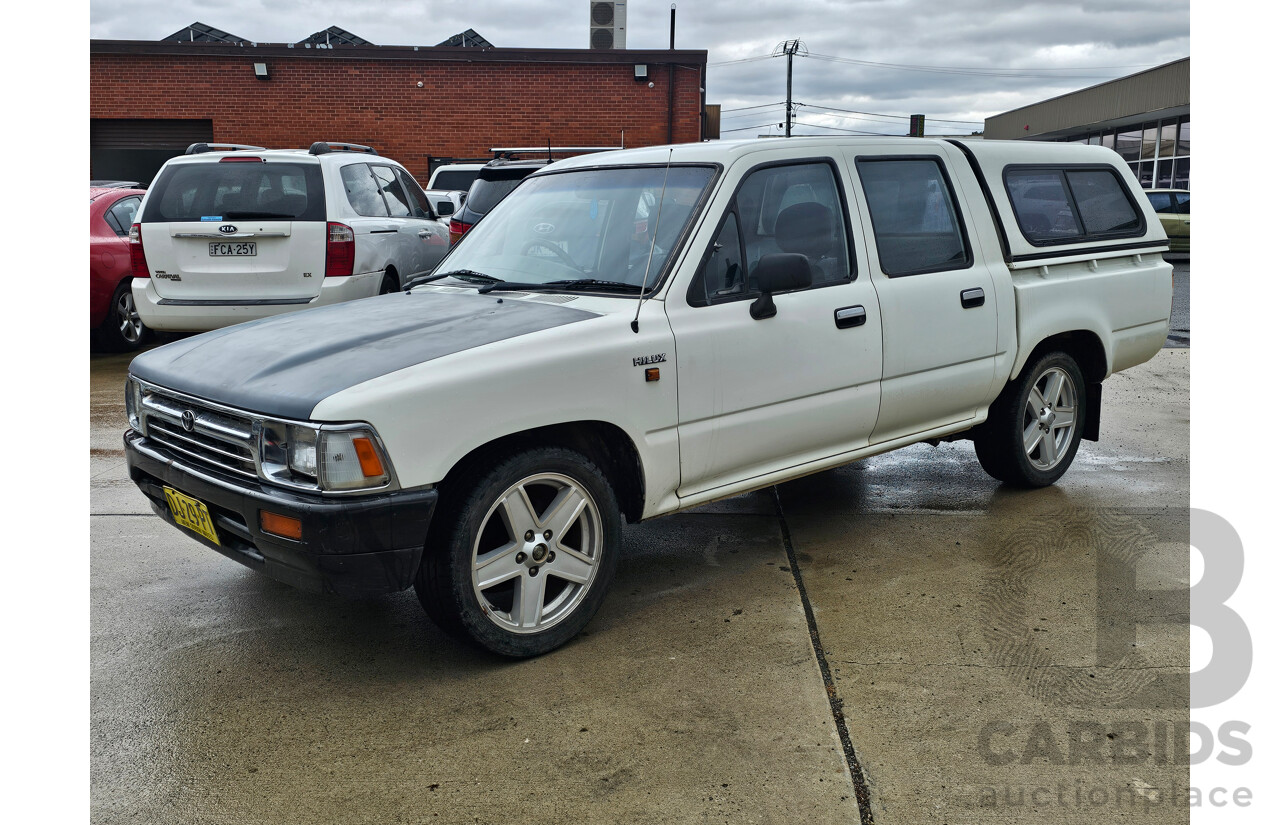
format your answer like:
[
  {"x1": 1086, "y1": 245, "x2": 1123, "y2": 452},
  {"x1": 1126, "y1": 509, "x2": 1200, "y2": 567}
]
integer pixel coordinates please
[{"x1": 589, "y1": 2, "x2": 626, "y2": 50}]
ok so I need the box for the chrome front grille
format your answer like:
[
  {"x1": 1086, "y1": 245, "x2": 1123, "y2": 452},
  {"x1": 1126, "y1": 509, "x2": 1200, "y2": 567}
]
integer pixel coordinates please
[{"x1": 140, "y1": 387, "x2": 258, "y2": 480}]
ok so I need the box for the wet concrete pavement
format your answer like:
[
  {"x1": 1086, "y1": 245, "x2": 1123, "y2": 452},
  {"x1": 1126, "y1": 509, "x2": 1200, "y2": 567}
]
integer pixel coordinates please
[{"x1": 91, "y1": 341, "x2": 1189, "y2": 823}]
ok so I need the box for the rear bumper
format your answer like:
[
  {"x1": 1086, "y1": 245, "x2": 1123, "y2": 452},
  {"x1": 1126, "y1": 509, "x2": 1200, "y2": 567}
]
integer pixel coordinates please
[
  {"x1": 132, "y1": 273, "x2": 382, "y2": 332},
  {"x1": 125, "y1": 428, "x2": 436, "y2": 597}
]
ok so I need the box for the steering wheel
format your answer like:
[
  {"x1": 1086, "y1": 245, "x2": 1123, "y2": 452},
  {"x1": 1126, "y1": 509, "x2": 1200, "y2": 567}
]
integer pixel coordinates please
[{"x1": 521, "y1": 239, "x2": 582, "y2": 271}]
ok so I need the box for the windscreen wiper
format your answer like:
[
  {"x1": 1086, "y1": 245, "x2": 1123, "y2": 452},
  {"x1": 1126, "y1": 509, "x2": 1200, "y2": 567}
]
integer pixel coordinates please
[
  {"x1": 405, "y1": 270, "x2": 500, "y2": 290},
  {"x1": 402, "y1": 270, "x2": 474, "y2": 290},
  {"x1": 477, "y1": 278, "x2": 646, "y2": 295},
  {"x1": 547, "y1": 279, "x2": 648, "y2": 293}
]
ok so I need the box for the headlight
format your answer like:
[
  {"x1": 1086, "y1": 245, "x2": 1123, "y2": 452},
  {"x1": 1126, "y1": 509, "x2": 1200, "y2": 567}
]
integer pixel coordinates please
[
  {"x1": 258, "y1": 420, "x2": 391, "y2": 492},
  {"x1": 287, "y1": 425, "x2": 318, "y2": 478},
  {"x1": 125, "y1": 378, "x2": 143, "y2": 433}
]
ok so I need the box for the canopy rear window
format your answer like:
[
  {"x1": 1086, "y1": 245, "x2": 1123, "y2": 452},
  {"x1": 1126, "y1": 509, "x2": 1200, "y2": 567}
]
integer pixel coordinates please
[
  {"x1": 1004, "y1": 165, "x2": 1143, "y2": 246},
  {"x1": 142, "y1": 160, "x2": 325, "y2": 222}
]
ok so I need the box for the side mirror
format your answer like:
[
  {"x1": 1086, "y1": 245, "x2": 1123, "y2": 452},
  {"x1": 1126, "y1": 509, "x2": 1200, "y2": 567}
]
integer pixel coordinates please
[
  {"x1": 750, "y1": 253, "x2": 812, "y2": 320},
  {"x1": 436, "y1": 200, "x2": 455, "y2": 217}
]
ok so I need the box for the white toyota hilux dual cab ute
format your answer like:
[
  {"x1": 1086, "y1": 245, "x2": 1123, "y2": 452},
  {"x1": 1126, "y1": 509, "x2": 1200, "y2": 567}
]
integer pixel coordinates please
[{"x1": 124, "y1": 137, "x2": 1172, "y2": 656}]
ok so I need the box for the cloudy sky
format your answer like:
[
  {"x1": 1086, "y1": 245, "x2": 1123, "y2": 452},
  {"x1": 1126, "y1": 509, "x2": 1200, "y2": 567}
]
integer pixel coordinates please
[{"x1": 89, "y1": 0, "x2": 1190, "y2": 137}]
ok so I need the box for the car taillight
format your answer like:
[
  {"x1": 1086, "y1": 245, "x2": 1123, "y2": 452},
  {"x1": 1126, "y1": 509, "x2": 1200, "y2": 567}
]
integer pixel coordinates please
[
  {"x1": 325, "y1": 222, "x2": 355, "y2": 277},
  {"x1": 129, "y1": 223, "x2": 150, "y2": 278},
  {"x1": 448, "y1": 218, "x2": 473, "y2": 245}
]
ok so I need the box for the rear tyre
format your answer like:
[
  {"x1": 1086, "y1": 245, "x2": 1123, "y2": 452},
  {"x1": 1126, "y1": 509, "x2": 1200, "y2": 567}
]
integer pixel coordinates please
[
  {"x1": 974, "y1": 351, "x2": 1085, "y2": 488},
  {"x1": 94, "y1": 279, "x2": 149, "y2": 353},
  {"x1": 415, "y1": 446, "x2": 621, "y2": 657}
]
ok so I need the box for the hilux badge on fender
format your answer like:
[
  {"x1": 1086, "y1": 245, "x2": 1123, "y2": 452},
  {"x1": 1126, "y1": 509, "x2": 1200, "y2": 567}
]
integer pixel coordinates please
[
  {"x1": 632, "y1": 354, "x2": 666, "y2": 367},
  {"x1": 219, "y1": 225, "x2": 238, "y2": 234}
]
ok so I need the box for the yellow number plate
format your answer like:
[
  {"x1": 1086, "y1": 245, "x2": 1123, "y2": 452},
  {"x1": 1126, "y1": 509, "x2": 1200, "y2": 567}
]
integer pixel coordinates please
[{"x1": 163, "y1": 486, "x2": 221, "y2": 546}]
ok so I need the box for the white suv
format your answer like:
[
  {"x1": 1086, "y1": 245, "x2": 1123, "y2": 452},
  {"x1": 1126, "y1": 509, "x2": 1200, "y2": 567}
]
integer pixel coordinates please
[{"x1": 129, "y1": 142, "x2": 451, "y2": 332}]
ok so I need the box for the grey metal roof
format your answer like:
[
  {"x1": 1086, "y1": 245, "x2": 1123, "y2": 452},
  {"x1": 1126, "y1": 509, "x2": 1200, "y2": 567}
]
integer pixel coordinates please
[
  {"x1": 985, "y1": 57, "x2": 1190, "y2": 140},
  {"x1": 296, "y1": 26, "x2": 372, "y2": 47},
  {"x1": 436, "y1": 29, "x2": 493, "y2": 49},
  {"x1": 162, "y1": 22, "x2": 247, "y2": 44}
]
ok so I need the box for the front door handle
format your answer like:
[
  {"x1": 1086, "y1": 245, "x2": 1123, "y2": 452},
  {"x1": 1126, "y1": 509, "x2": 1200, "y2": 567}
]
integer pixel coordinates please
[
  {"x1": 834, "y1": 305, "x2": 867, "y2": 329},
  {"x1": 961, "y1": 288, "x2": 985, "y2": 309}
]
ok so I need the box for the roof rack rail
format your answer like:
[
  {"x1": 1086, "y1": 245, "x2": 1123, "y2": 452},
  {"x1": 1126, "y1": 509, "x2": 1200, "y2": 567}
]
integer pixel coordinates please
[
  {"x1": 186, "y1": 143, "x2": 268, "y2": 155},
  {"x1": 309, "y1": 141, "x2": 379, "y2": 156},
  {"x1": 489, "y1": 146, "x2": 622, "y2": 157}
]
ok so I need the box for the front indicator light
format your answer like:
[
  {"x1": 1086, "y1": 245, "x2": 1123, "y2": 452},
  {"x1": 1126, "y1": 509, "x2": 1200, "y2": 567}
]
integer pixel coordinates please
[
  {"x1": 260, "y1": 511, "x2": 303, "y2": 541},
  {"x1": 352, "y1": 437, "x2": 385, "y2": 478}
]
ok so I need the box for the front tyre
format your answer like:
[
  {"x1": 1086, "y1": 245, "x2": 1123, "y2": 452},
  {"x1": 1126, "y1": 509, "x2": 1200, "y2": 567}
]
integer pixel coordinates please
[
  {"x1": 974, "y1": 351, "x2": 1085, "y2": 488},
  {"x1": 415, "y1": 447, "x2": 621, "y2": 657}
]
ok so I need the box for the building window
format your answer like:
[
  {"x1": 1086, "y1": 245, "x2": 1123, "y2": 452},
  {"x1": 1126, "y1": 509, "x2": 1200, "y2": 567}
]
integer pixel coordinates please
[{"x1": 1116, "y1": 129, "x2": 1142, "y2": 162}]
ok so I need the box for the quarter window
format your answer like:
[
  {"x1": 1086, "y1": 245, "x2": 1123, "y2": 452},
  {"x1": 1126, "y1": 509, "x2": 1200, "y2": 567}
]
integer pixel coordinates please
[
  {"x1": 341, "y1": 163, "x2": 389, "y2": 217},
  {"x1": 690, "y1": 161, "x2": 851, "y2": 306},
  {"x1": 105, "y1": 196, "x2": 141, "y2": 236},
  {"x1": 856, "y1": 158, "x2": 971, "y2": 276}
]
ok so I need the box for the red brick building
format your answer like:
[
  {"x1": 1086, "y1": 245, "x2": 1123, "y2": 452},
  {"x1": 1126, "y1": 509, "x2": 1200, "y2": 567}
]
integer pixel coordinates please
[{"x1": 89, "y1": 39, "x2": 708, "y2": 185}]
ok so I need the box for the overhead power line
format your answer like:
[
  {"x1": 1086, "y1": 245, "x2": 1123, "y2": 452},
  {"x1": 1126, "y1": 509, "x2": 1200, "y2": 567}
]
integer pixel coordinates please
[
  {"x1": 720, "y1": 102, "x2": 786, "y2": 113},
  {"x1": 803, "y1": 103, "x2": 984, "y2": 126},
  {"x1": 709, "y1": 49, "x2": 1150, "y2": 79}
]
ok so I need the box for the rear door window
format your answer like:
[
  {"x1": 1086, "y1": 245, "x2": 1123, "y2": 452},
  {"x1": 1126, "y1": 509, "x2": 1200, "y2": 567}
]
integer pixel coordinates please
[
  {"x1": 142, "y1": 161, "x2": 324, "y2": 222},
  {"x1": 395, "y1": 168, "x2": 434, "y2": 218},
  {"x1": 341, "y1": 163, "x2": 390, "y2": 217},
  {"x1": 856, "y1": 157, "x2": 971, "y2": 276}
]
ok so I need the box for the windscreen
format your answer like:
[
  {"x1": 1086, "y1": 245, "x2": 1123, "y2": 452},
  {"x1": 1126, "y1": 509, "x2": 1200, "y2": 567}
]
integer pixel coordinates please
[
  {"x1": 142, "y1": 161, "x2": 326, "y2": 222},
  {"x1": 443, "y1": 165, "x2": 717, "y2": 290}
]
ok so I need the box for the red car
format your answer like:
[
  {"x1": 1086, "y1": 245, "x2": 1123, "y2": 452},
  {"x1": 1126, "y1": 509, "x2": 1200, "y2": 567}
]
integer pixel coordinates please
[{"x1": 90, "y1": 186, "x2": 150, "y2": 351}]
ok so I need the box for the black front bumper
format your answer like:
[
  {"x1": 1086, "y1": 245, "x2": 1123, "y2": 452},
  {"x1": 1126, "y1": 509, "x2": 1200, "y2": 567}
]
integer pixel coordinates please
[{"x1": 125, "y1": 429, "x2": 437, "y2": 597}]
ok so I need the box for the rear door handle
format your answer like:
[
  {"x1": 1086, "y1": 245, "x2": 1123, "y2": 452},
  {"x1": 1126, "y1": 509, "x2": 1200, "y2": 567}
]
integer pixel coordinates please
[
  {"x1": 961, "y1": 288, "x2": 985, "y2": 309},
  {"x1": 834, "y1": 305, "x2": 867, "y2": 329}
]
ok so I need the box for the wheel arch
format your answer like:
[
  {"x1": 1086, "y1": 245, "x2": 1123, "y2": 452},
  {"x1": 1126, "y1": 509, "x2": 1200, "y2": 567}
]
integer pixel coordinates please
[
  {"x1": 439, "y1": 420, "x2": 646, "y2": 524},
  {"x1": 1018, "y1": 329, "x2": 1108, "y2": 384},
  {"x1": 1009, "y1": 330, "x2": 1106, "y2": 442}
]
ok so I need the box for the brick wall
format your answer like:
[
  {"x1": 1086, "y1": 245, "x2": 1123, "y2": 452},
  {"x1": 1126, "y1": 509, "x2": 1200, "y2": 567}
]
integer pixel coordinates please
[{"x1": 89, "y1": 49, "x2": 705, "y2": 182}]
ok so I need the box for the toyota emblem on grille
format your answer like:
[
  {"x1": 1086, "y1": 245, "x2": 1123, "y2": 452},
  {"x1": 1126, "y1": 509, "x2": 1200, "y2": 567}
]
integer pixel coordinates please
[
  {"x1": 182, "y1": 410, "x2": 196, "y2": 432},
  {"x1": 219, "y1": 224, "x2": 238, "y2": 234}
]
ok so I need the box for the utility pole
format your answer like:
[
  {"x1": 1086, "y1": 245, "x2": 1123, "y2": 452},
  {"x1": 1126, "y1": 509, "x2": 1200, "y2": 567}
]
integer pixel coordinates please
[
  {"x1": 784, "y1": 40, "x2": 799, "y2": 137},
  {"x1": 774, "y1": 40, "x2": 805, "y2": 137}
]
